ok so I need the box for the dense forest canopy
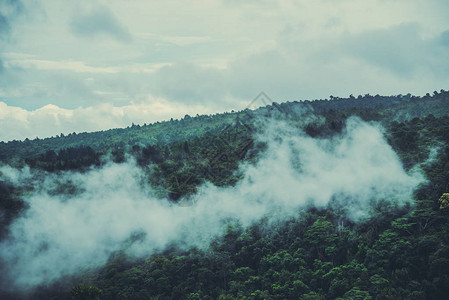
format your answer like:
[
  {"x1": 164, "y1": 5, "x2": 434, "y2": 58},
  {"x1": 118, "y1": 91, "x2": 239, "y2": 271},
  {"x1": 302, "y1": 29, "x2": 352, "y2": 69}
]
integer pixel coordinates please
[{"x1": 0, "y1": 91, "x2": 449, "y2": 299}]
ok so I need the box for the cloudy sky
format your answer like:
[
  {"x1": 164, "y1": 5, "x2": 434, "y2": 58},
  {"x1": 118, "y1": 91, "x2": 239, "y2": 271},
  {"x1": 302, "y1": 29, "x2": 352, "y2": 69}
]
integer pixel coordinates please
[{"x1": 1, "y1": 0, "x2": 448, "y2": 141}]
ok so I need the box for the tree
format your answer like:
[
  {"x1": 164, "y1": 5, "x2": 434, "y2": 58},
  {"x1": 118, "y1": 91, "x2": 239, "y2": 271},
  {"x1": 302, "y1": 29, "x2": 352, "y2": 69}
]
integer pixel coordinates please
[
  {"x1": 343, "y1": 287, "x2": 372, "y2": 299},
  {"x1": 304, "y1": 217, "x2": 337, "y2": 261},
  {"x1": 70, "y1": 284, "x2": 102, "y2": 300},
  {"x1": 184, "y1": 141, "x2": 190, "y2": 154},
  {"x1": 439, "y1": 193, "x2": 449, "y2": 210}
]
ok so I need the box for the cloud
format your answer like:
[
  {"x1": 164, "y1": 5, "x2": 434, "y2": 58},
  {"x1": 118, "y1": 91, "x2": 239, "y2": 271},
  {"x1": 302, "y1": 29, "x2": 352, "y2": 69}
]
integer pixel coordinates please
[
  {"x1": 70, "y1": 4, "x2": 131, "y2": 42},
  {"x1": 148, "y1": 62, "x2": 230, "y2": 105},
  {"x1": 0, "y1": 14, "x2": 11, "y2": 39},
  {"x1": 0, "y1": 99, "x2": 212, "y2": 141},
  {"x1": 7, "y1": 58, "x2": 119, "y2": 73},
  {"x1": 339, "y1": 23, "x2": 449, "y2": 77},
  {"x1": 0, "y1": 0, "x2": 23, "y2": 40},
  {"x1": 439, "y1": 30, "x2": 449, "y2": 46},
  {"x1": 4, "y1": 17, "x2": 449, "y2": 143},
  {"x1": 0, "y1": 0, "x2": 24, "y2": 74},
  {"x1": 221, "y1": 22, "x2": 449, "y2": 101},
  {"x1": 0, "y1": 117, "x2": 423, "y2": 291}
]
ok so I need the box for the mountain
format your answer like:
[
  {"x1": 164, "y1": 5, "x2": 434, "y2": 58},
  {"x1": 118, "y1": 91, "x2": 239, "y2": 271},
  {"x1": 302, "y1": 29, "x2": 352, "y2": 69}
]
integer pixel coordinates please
[
  {"x1": 0, "y1": 91, "x2": 449, "y2": 299},
  {"x1": 1, "y1": 90, "x2": 449, "y2": 162}
]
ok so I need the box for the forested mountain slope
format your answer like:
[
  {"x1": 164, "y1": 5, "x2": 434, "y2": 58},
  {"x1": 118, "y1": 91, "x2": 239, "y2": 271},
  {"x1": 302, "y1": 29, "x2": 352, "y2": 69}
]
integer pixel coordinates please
[
  {"x1": 0, "y1": 91, "x2": 449, "y2": 299},
  {"x1": 1, "y1": 90, "x2": 448, "y2": 162}
]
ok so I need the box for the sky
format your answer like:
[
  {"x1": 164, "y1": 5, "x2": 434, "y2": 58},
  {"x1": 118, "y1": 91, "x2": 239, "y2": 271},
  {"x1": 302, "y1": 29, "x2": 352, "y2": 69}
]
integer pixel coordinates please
[{"x1": 1, "y1": 0, "x2": 449, "y2": 141}]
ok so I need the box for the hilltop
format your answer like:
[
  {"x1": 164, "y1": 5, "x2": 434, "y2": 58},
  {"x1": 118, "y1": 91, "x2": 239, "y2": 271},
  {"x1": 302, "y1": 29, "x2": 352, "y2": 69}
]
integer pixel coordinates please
[{"x1": 1, "y1": 90, "x2": 448, "y2": 162}]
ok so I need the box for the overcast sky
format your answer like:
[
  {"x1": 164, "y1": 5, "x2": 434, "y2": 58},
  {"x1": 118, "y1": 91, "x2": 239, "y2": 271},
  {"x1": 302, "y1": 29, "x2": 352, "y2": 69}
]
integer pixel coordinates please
[{"x1": 1, "y1": 0, "x2": 448, "y2": 141}]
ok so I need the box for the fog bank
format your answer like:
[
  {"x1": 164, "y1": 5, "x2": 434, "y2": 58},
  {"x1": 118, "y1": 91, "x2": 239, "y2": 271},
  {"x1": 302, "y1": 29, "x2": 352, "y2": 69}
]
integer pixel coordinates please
[{"x1": 0, "y1": 117, "x2": 423, "y2": 290}]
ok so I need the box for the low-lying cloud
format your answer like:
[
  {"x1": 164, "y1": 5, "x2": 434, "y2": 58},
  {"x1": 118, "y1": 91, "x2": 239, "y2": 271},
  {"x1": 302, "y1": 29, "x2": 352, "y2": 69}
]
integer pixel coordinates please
[{"x1": 0, "y1": 117, "x2": 423, "y2": 292}]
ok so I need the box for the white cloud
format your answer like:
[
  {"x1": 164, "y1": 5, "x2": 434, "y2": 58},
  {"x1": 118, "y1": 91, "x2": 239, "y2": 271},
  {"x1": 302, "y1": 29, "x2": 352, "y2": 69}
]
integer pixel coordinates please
[
  {"x1": 0, "y1": 99, "x2": 212, "y2": 141},
  {"x1": 5, "y1": 58, "x2": 119, "y2": 73},
  {"x1": 3, "y1": 56, "x2": 172, "y2": 74}
]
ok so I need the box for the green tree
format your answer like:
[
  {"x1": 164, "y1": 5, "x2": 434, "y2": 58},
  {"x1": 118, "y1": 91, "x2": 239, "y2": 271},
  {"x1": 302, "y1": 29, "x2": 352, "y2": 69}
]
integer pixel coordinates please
[{"x1": 70, "y1": 284, "x2": 102, "y2": 300}]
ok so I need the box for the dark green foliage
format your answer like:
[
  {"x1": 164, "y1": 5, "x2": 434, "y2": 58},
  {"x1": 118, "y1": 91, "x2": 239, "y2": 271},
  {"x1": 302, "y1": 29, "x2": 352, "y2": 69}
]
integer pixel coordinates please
[
  {"x1": 1, "y1": 91, "x2": 449, "y2": 299},
  {"x1": 0, "y1": 180, "x2": 25, "y2": 238},
  {"x1": 1, "y1": 90, "x2": 449, "y2": 162},
  {"x1": 25, "y1": 146, "x2": 101, "y2": 172},
  {"x1": 70, "y1": 284, "x2": 102, "y2": 300},
  {"x1": 56, "y1": 186, "x2": 449, "y2": 299},
  {"x1": 0, "y1": 112, "x2": 241, "y2": 162}
]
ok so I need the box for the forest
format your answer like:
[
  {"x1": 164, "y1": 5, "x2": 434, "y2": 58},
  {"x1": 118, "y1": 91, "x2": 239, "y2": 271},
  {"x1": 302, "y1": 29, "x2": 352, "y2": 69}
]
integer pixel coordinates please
[{"x1": 0, "y1": 91, "x2": 449, "y2": 299}]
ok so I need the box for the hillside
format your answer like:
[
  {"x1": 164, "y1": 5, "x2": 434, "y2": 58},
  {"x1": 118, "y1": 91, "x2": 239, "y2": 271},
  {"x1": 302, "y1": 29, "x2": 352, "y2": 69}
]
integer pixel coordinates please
[
  {"x1": 1, "y1": 90, "x2": 449, "y2": 162},
  {"x1": 0, "y1": 91, "x2": 449, "y2": 299}
]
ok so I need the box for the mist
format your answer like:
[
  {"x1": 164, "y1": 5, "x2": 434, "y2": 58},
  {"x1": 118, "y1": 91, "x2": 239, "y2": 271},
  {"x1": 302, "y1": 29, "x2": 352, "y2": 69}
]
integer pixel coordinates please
[{"x1": 0, "y1": 117, "x2": 423, "y2": 291}]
